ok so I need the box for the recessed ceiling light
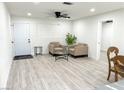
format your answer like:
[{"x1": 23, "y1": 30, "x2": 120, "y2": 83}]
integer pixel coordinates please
[
  {"x1": 27, "y1": 13, "x2": 32, "y2": 16},
  {"x1": 33, "y1": 2, "x2": 40, "y2": 5},
  {"x1": 90, "y1": 8, "x2": 95, "y2": 12}
]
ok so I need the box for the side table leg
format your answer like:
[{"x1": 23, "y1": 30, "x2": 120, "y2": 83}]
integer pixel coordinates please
[
  {"x1": 55, "y1": 56, "x2": 57, "y2": 61},
  {"x1": 40, "y1": 47, "x2": 42, "y2": 55},
  {"x1": 67, "y1": 55, "x2": 68, "y2": 61},
  {"x1": 34, "y1": 47, "x2": 36, "y2": 56}
]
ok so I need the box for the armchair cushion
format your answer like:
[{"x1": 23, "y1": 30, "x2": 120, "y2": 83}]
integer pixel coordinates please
[
  {"x1": 54, "y1": 47, "x2": 64, "y2": 51},
  {"x1": 48, "y1": 42, "x2": 64, "y2": 55},
  {"x1": 69, "y1": 48, "x2": 75, "y2": 52},
  {"x1": 68, "y1": 43, "x2": 88, "y2": 57}
]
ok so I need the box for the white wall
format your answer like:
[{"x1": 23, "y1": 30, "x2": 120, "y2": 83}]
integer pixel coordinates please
[
  {"x1": 12, "y1": 17, "x2": 72, "y2": 55},
  {"x1": 72, "y1": 17, "x2": 98, "y2": 59},
  {"x1": 72, "y1": 9, "x2": 124, "y2": 60},
  {"x1": 0, "y1": 3, "x2": 13, "y2": 89},
  {"x1": 101, "y1": 22, "x2": 113, "y2": 51}
]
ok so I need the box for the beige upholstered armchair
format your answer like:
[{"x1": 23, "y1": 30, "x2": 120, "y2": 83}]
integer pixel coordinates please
[
  {"x1": 48, "y1": 42, "x2": 65, "y2": 55},
  {"x1": 68, "y1": 43, "x2": 88, "y2": 57}
]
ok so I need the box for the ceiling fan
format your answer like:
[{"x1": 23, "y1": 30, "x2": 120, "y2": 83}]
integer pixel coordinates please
[{"x1": 55, "y1": 12, "x2": 70, "y2": 19}]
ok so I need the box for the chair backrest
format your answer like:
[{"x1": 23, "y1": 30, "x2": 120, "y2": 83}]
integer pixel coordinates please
[
  {"x1": 49, "y1": 42, "x2": 59, "y2": 45},
  {"x1": 49, "y1": 42, "x2": 60, "y2": 47},
  {"x1": 111, "y1": 55, "x2": 124, "y2": 77},
  {"x1": 112, "y1": 55, "x2": 124, "y2": 65},
  {"x1": 107, "y1": 46, "x2": 119, "y2": 69}
]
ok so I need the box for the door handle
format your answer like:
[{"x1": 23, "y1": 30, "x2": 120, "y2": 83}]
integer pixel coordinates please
[
  {"x1": 11, "y1": 41, "x2": 14, "y2": 44},
  {"x1": 28, "y1": 39, "x2": 31, "y2": 43}
]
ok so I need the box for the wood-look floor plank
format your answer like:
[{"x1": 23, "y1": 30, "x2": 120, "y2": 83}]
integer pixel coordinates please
[{"x1": 6, "y1": 54, "x2": 119, "y2": 90}]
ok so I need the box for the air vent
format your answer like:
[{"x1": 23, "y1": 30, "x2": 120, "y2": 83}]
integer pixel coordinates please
[
  {"x1": 105, "y1": 20, "x2": 113, "y2": 23},
  {"x1": 63, "y1": 2, "x2": 73, "y2": 5}
]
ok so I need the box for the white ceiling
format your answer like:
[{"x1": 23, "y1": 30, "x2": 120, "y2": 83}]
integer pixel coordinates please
[{"x1": 6, "y1": 2, "x2": 124, "y2": 20}]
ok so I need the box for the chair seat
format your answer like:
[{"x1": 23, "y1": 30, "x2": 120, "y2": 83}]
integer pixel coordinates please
[
  {"x1": 117, "y1": 65, "x2": 124, "y2": 76},
  {"x1": 54, "y1": 47, "x2": 63, "y2": 51},
  {"x1": 69, "y1": 48, "x2": 75, "y2": 51},
  {"x1": 111, "y1": 66, "x2": 124, "y2": 77}
]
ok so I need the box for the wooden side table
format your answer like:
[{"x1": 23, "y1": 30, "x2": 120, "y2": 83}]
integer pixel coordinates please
[{"x1": 34, "y1": 46, "x2": 42, "y2": 56}]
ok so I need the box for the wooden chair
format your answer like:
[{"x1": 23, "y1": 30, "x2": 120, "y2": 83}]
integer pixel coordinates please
[
  {"x1": 111, "y1": 55, "x2": 124, "y2": 81},
  {"x1": 107, "y1": 46, "x2": 119, "y2": 81}
]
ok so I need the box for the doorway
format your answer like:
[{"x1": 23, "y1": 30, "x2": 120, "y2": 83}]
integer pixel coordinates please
[
  {"x1": 97, "y1": 19, "x2": 114, "y2": 60},
  {"x1": 13, "y1": 23, "x2": 31, "y2": 56}
]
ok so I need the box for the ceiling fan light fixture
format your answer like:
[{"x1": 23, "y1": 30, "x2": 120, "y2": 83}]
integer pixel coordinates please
[{"x1": 55, "y1": 12, "x2": 61, "y2": 18}]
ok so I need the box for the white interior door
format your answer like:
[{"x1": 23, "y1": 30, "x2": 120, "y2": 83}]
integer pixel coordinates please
[
  {"x1": 97, "y1": 20, "x2": 114, "y2": 60},
  {"x1": 101, "y1": 22, "x2": 113, "y2": 51},
  {"x1": 13, "y1": 23, "x2": 31, "y2": 56}
]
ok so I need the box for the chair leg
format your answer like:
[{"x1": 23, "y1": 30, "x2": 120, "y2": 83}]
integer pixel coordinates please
[
  {"x1": 115, "y1": 72, "x2": 118, "y2": 82},
  {"x1": 107, "y1": 70, "x2": 111, "y2": 80}
]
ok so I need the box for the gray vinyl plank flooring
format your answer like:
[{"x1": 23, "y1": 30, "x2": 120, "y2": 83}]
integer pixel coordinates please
[{"x1": 6, "y1": 54, "x2": 120, "y2": 90}]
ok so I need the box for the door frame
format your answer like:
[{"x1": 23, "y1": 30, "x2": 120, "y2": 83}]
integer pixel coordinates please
[
  {"x1": 13, "y1": 23, "x2": 32, "y2": 56},
  {"x1": 96, "y1": 18, "x2": 115, "y2": 60}
]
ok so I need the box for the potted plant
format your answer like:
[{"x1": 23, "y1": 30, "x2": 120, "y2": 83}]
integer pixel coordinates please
[{"x1": 65, "y1": 33, "x2": 77, "y2": 45}]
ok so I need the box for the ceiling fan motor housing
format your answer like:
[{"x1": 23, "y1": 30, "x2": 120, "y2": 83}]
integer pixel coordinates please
[
  {"x1": 55, "y1": 11, "x2": 70, "y2": 18},
  {"x1": 55, "y1": 12, "x2": 61, "y2": 18}
]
